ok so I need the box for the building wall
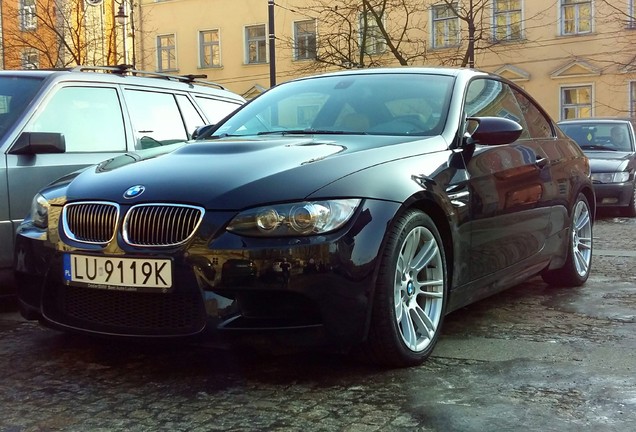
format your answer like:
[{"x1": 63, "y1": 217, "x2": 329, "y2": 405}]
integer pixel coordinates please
[{"x1": 134, "y1": 0, "x2": 636, "y2": 121}]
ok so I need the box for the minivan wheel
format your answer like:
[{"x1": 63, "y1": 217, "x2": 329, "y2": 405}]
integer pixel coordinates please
[{"x1": 363, "y1": 210, "x2": 447, "y2": 367}]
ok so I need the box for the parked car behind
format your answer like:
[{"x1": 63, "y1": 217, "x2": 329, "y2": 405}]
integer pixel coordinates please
[
  {"x1": 15, "y1": 67, "x2": 594, "y2": 367},
  {"x1": 558, "y1": 118, "x2": 636, "y2": 217},
  {"x1": 0, "y1": 66, "x2": 245, "y2": 295}
]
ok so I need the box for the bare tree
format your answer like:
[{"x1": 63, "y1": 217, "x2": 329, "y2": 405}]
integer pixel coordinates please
[
  {"x1": 282, "y1": 0, "x2": 550, "y2": 73},
  {"x1": 2, "y1": 0, "x2": 120, "y2": 69},
  {"x1": 280, "y1": 0, "x2": 429, "y2": 73}
]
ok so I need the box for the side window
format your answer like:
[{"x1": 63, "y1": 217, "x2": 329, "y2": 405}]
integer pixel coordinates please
[
  {"x1": 124, "y1": 89, "x2": 188, "y2": 149},
  {"x1": 464, "y1": 78, "x2": 529, "y2": 139},
  {"x1": 194, "y1": 96, "x2": 242, "y2": 124},
  {"x1": 25, "y1": 86, "x2": 126, "y2": 152},
  {"x1": 512, "y1": 88, "x2": 554, "y2": 138},
  {"x1": 175, "y1": 94, "x2": 206, "y2": 137}
]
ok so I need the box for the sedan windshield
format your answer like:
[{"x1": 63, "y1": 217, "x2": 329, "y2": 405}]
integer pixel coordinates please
[
  {"x1": 561, "y1": 122, "x2": 635, "y2": 152},
  {"x1": 211, "y1": 73, "x2": 454, "y2": 137},
  {"x1": 0, "y1": 76, "x2": 45, "y2": 140}
]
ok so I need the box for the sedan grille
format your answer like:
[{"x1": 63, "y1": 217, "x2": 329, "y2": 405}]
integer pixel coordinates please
[
  {"x1": 63, "y1": 202, "x2": 119, "y2": 244},
  {"x1": 123, "y1": 204, "x2": 204, "y2": 247}
]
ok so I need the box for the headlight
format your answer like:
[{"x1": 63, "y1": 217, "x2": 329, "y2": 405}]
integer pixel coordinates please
[
  {"x1": 227, "y1": 199, "x2": 361, "y2": 236},
  {"x1": 590, "y1": 172, "x2": 629, "y2": 184},
  {"x1": 30, "y1": 193, "x2": 50, "y2": 229}
]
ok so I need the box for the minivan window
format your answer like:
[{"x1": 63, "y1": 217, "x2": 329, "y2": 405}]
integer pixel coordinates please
[
  {"x1": 124, "y1": 89, "x2": 188, "y2": 148},
  {"x1": 194, "y1": 95, "x2": 242, "y2": 124},
  {"x1": 0, "y1": 76, "x2": 44, "y2": 140},
  {"x1": 175, "y1": 94, "x2": 206, "y2": 138},
  {"x1": 24, "y1": 86, "x2": 126, "y2": 152}
]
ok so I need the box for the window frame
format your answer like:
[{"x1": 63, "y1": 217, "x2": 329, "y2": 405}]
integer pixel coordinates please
[
  {"x1": 245, "y1": 24, "x2": 267, "y2": 64},
  {"x1": 199, "y1": 29, "x2": 221, "y2": 68},
  {"x1": 20, "y1": 0, "x2": 37, "y2": 31},
  {"x1": 559, "y1": 0, "x2": 593, "y2": 36},
  {"x1": 21, "y1": 50, "x2": 39, "y2": 69},
  {"x1": 157, "y1": 33, "x2": 177, "y2": 72},
  {"x1": 293, "y1": 19, "x2": 317, "y2": 61},
  {"x1": 431, "y1": 2, "x2": 461, "y2": 49},
  {"x1": 358, "y1": 11, "x2": 386, "y2": 55},
  {"x1": 560, "y1": 84, "x2": 594, "y2": 120},
  {"x1": 630, "y1": 81, "x2": 636, "y2": 118},
  {"x1": 493, "y1": 0, "x2": 523, "y2": 41}
]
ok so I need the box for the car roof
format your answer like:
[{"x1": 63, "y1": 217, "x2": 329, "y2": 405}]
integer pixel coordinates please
[
  {"x1": 0, "y1": 66, "x2": 245, "y2": 102},
  {"x1": 558, "y1": 117, "x2": 636, "y2": 127},
  {"x1": 288, "y1": 66, "x2": 492, "y2": 83}
]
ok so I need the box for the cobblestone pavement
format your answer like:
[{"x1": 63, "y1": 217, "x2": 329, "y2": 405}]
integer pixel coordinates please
[{"x1": 1, "y1": 213, "x2": 635, "y2": 432}]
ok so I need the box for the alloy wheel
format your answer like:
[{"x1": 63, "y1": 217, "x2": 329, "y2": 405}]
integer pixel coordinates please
[{"x1": 394, "y1": 226, "x2": 445, "y2": 353}]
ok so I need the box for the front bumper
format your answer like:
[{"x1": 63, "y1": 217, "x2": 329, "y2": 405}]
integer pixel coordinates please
[
  {"x1": 15, "y1": 200, "x2": 399, "y2": 347},
  {"x1": 592, "y1": 181, "x2": 634, "y2": 208}
]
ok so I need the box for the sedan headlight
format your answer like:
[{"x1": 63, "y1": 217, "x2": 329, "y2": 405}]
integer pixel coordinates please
[
  {"x1": 590, "y1": 172, "x2": 630, "y2": 184},
  {"x1": 227, "y1": 199, "x2": 361, "y2": 236},
  {"x1": 30, "y1": 193, "x2": 50, "y2": 229}
]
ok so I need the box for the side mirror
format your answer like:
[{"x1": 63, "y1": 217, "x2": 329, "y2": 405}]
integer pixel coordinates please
[
  {"x1": 191, "y1": 124, "x2": 216, "y2": 140},
  {"x1": 9, "y1": 132, "x2": 66, "y2": 155},
  {"x1": 464, "y1": 117, "x2": 522, "y2": 146}
]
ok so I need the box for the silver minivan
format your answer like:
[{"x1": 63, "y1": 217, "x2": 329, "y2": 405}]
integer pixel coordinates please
[{"x1": 0, "y1": 66, "x2": 245, "y2": 295}]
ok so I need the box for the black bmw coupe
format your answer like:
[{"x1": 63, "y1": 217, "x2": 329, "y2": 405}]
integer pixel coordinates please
[{"x1": 15, "y1": 68, "x2": 595, "y2": 367}]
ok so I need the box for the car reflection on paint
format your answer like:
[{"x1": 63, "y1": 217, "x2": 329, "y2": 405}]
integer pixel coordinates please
[{"x1": 15, "y1": 68, "x2": 594, "y2": 367}]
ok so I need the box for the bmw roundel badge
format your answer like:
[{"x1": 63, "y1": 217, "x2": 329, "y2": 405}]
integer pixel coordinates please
[{"x1": 123, "y1": 185, "x2": 145, "y2": 199}]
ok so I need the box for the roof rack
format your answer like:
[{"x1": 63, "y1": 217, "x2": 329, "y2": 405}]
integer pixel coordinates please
[{"x1": 69, "y1": 64, "x2": 227, "y2": 90}]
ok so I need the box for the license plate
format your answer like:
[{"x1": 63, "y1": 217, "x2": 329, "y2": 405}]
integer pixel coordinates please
[{"x1": 63, "y1": 254, "x2": 172, "y2": 291}]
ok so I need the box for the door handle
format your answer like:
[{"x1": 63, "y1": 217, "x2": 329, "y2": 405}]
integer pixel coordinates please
[{"x1": 535, "y1": 156, "x2": 548, "y2": 168}]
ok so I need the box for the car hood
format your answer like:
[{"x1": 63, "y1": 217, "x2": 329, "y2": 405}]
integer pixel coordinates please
[
  {"x1": 584, "y1": 150, "x2": 633, "y2": 172},
  {"x1": 65, "y1": 135, "x2": 439, "y2": 209}
]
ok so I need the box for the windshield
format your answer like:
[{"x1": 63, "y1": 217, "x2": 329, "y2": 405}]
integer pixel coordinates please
[
  {"x1": 561, "y1": 122, "x2": 635, "y2": 152},
  {"x1": 211, "y1": 73, "x2": 454, "y2": 138},
  {"x1": 0, "y1": 76, "x2": 45, "y2": 140}
]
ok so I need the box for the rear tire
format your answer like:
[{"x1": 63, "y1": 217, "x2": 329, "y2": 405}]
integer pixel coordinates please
[
  {"x1": 363, "y1": 210, "x2": 448, "y2": 367},
  {"x1": 542, "y1": 193, "x2": 593, "y2": 287}
]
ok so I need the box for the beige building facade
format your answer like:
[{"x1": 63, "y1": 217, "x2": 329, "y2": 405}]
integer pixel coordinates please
[{"x1": 3, "y1": 0, "x2": 634, "y2": 121}]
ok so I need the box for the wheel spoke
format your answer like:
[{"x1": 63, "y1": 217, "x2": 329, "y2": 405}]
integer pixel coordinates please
[
  {"x1": 410, "y1": 240, "x2": 437, "y2": 273},
  {"x1": 412, "y1": 303, "x2": 435, "y2": 337},
  {"x1": 574, "y1": 248, "x2": 589, "y2": 274},
  {"x1": 400, "y1": 306, "x2": 418, "y2": 348},
  {"x1": 402, "y1": 230, "x2": 421, "y2": 266},
  {"x1": 577, "y1": 238, "x2": 592, "y2": 250}
]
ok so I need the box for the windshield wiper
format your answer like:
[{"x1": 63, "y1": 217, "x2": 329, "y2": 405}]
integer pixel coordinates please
[
  {"x1": 580, "y1": 144, "x2": 617, "y2": 151},
  {"x1": 257, "y1": 129, "x2": 362, "y2": 136}
]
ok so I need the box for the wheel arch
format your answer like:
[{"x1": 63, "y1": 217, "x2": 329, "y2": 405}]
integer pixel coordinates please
[
  {"x1": 362, "y1": 193, "x2": 456, "y2": 341},
  {"x1": 580, "y1": 185, "x2": 596, "y2": 222}
]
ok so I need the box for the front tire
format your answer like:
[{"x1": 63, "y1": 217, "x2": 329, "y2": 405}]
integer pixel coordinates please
[
  {"x1": 542, "y1": 193, "x2": 593, "y2": 286},
  {"x1": 364, "y1": 210, "x2": 448, "y2": 367},
  {"x1": 623, "y1": 182, "x2": 636, "y2": 218}
]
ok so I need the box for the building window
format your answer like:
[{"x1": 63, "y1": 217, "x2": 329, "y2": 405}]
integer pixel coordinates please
[
  {"x1": 157, "y1": 34, "x2": 176, "y2": 71},
  {"x1": 432, "y1": 3, "x2": 460, "y2": 48},
  {"x1": 294, "y1": 20, "x2": 317, "y2": 60},
  {"x1": 245, "y1": 25, "x2": 267, "y2": 64},
  {"x1": 199, "y1": 30, "x2": 220, "y2": 68},
  {"x1": 20, "y1": 0, "x2": 37, "y2": 31},
  {"x1": 493, "y1": 0, "x2": 522, "y2": 41},
  {"x1": 561, "y1": 85, "x2": 593, "y2": 119},
  {"x1": 629, "y1": 0, "x2": 636, "y2": 28},
  {"x1": 21, "y1": 50, "x2": 39, "y2": 69},
  {"x1": 560, "y1": 0, "x2": 592, "y2": 35},
  {"x1": 359, "y1": 12, "x2": 385, "y2": 55}
]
